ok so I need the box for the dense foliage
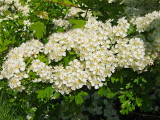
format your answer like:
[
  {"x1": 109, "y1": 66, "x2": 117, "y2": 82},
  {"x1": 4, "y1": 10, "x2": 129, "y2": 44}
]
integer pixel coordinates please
[{"x1": 0, "y1": 0, "x2": 160, "y2": 119}]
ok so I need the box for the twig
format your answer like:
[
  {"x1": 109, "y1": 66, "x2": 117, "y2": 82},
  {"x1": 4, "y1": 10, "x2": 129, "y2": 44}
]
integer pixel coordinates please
[
  {"x1": 13, "y1": 4, "x2": 18, "y2": 11},
  {"x1": 45, "y1": 0, "x2": 77, "y2": 7},
  {"x1": 132, "y1": 112, "x2": 160, "y2": 119}
]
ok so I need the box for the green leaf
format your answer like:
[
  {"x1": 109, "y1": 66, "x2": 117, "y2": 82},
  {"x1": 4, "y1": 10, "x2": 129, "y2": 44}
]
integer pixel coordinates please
[
  {"x1": 110, "y1": 76, "x2": 122, "y2": 83},
  {"x1": 63, "y1": 0, "x2": 73, "y2": 5},
  {"x1": 53, "y1": 92, "x2": 60, "y2": 99},
  {"x1": 119, "y1": 91, "x2": 138, "y2": 114},
  {"x1": 127, "y1": 23, "x2": 136, "y2": 36},
  {"x1": 27, "y1": 71, "x2": 39, "y2": 80},
  {"x1": 98, "y1": 86, "x2": 107, "y2": 97},
  {"x1": 64, "y1": 56, "x2": 70, "y2": 66},
  {"x1": 134, "y1": 77, "x2": 147, "y2": 84},
  {"x1": 107, "y1": 91, "x2": 117, "y2": 98},
  {"x1": 30, "y1": 22, "x2": 46, "y2": 39},
  {"x1": 0, "y1": 46, "x2": 8, "y2": 53},
  {"x1": 106, "y1": 88, "x2": 117, "y2": 98},
  {"x1": 68, "y1": 51, "x2": 76, "y2": 55},
  {"x1": 51, "y1": 0, "x2": 59, "y2": 2},
  {"x1": 37, "y1": 54, "x2": 49, "y2": 65},
  {"x1": 37, "y1": 90, "x2": 46, "y2": 100},
  {"x1": 69, "y1": 95, "x2": 75, "y2": 102},
  {"x1": 18, "y1": 19, "x2": 23, "y2": 25},
  {"x1": 79, "y1": 91, "x2": 88, "y2": 96},
  {"x1": 126, "y1": 83, "x2": 133, "y2": 89},
  {"x1": 69, "y1": 19, "x2": 86, "y2": 29},
  {"x1": 3, "y1": 40, "x2": 12, "y2": 46},
  {"x1": 45, "y1": 86, "x2": 54, "y2": 98},
  {"x1": 135, "y1": 98, "x2": 143, "y2": 107},
  {"x1": 98, "y1": 87, "x2": 117, "y2": 98},
  {"x1": 9, "y1": 98, "x2": 15, "y2": 103},
  {"x1": 37, "y1": 86, "x2": 54, "y2": 100},
  {"x1": 56, "y1": 27, "x2": 64, "y2": 33},
  {"x1": 75, "y1": 95, "x2": 83, "y2": 105},
  {"x1": 0, "y1": 36, "x2": 3, "y2": 46},
  {"x1": 52, "y1": 0, "x2": 75, "y2": 6},
  {"x1": 63, "y1": 54, "x2": 77, "y2": 66},
  {"x1": 4, "y1": 30, "x2": 10, "y2": 37},
  {"x1": 25, "y1": 58, "x2": 33, "y2": 66},
  {"x1": 74, "y1": 91, "x2": 87, "y2": 105}
]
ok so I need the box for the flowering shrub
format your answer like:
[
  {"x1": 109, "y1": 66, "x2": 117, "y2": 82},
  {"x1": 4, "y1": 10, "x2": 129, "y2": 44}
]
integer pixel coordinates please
[{"x1": 0, "y1": 0, "x2": 160, "y2": 119}]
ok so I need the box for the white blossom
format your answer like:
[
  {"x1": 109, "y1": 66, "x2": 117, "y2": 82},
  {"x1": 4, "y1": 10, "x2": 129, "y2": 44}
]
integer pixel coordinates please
[{"x1": 0, "y1": 7, "x2": 159, "y2": 94}]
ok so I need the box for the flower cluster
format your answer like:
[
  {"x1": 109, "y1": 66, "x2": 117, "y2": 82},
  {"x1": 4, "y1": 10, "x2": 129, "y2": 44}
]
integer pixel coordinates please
[
  {"x1": 113, "y1": 38, "x2": 156, "y2": 71},
  {"x1": 0, "y1": 4, "x2": 9, "y2": 14},
  {"x1": 23, "y1": 20, "x2": 32, "y2": 27},
  {"x1": 0, "y1": 0, "x2": 30, "y2": 22},
  {"x1": 0, "y1": 7, "x2": 159, "y2": 94},
  {"x1": 29, "y1": 59, "x2": 54, "y2": 83},
  {"x1": 113, "y1": 17, "x2": 130, "y2": 38},
  {"x1": 52, "y1": 18, "x2": 71, "y2": 30},
  {"x1": 53, "y1": 59, "x2": 89, "y2": 94},
  {"x1": 132, "y1": 11, "x2": 160, "y2": 32},
  {"x1": 0, "y1": 40, "x2": 43, "y2": 90},
  {"x1": 22, "y1": 19, "x2": 32, "y2": 32},
  {"x1": 65, "y1": 7, "x2": 85, "y2": 18},
  {"x1": 52, "y1": 7, "x2": 92, "y2": 30},
  {"x1": 14, "y1": 1, "x2": 30, "y2": 16}
]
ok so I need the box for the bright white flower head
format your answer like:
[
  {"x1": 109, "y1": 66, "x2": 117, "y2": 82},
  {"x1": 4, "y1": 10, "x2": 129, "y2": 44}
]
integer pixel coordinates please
[
  {"x1": 29, "y1": 59, "x2": 54, "y2": 83},
  {"x1": 132, "y1": 11, "x2": 160, "y2": 32},
  {"x1": 0, "y1": 39, "x2": 44, "y2": 89},
  {"x1": 0, "y1": 7, "x2": 159, "y2": 94},
  {"x1": 53, "y1": 18, "x2": 71, "y2": 29}
]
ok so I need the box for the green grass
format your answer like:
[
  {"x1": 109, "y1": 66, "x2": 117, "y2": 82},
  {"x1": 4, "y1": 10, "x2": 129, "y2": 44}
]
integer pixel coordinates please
[{"x1": 0, "y1": 94, "x2": 24, "y2": 120}]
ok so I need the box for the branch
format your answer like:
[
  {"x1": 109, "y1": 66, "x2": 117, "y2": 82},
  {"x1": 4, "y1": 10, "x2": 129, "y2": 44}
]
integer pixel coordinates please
[
  {"x1": 132, "y1": 112, "x2": 160, "y2": 119},
  {"x1": 45, "y1": 0, "x2": 77, "y2": 7}
]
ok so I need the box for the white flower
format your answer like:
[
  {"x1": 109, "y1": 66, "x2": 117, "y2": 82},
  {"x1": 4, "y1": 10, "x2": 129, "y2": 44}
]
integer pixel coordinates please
[
  {"x1": 9, "y1": 78, "x2": 21, "y2": 89},
  {"x1": 26, "y1": 114, "x2": 32, "y2": 120},
  {"x1": 1, "y1": 7, "x2": 159, "y2": 94},
  {"x1": 29, "y1": 59, "x2": 54, "y2": 83},
  {"x1": 23, "y1": 20, "x2": 32, "y2": 26},
  {"x1": 132, "y1": 11, "x2": 160, "y2": 32},
  {"x1": 53, "y1": 18, "x2": 71, "y2": 29},
  {"x1": 0, "y1": 74, "x2": 3, "y2": 79},
  {"x1": 108, "y1": 0, "x2": 117, "y2": 3}
]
